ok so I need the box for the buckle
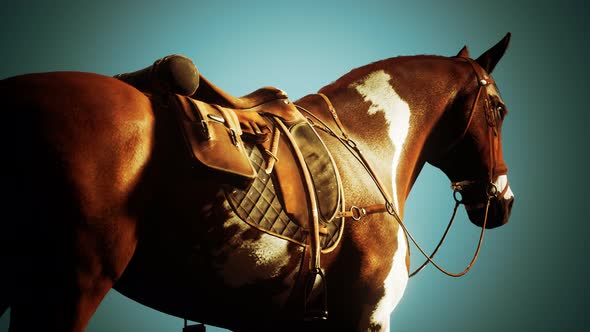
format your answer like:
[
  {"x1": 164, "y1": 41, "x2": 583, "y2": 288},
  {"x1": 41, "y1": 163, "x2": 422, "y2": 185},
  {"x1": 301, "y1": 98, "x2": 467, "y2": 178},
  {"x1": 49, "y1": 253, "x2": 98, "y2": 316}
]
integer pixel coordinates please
[
  {"x1": 229, "y1": 128, "x2": 238, "y2": 146},
  {"x1": 200, "y1": 120, "x2": 210, "y2": 139}
]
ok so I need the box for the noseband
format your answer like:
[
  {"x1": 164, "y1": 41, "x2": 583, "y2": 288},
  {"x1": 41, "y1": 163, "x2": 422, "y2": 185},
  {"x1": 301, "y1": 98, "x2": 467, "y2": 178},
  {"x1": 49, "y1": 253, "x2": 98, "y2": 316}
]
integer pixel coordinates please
[{"x1": 296, "y1": 57, "x2": 504, "y2": 278}]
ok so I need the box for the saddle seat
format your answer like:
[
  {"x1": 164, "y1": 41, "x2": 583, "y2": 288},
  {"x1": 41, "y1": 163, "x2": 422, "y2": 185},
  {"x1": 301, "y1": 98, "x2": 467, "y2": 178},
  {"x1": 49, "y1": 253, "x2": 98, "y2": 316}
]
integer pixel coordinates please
[{"x1": 194, "y1": 75, "x2": 290, "y2": 110}]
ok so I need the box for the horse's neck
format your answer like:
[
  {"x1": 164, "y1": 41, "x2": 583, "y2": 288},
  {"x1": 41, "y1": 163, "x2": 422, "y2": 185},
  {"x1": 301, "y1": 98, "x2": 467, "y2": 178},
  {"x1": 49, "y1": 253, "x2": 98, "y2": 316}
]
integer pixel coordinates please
[{"x1": 300, "y1": 57, "x2": 466, "y2": 215}]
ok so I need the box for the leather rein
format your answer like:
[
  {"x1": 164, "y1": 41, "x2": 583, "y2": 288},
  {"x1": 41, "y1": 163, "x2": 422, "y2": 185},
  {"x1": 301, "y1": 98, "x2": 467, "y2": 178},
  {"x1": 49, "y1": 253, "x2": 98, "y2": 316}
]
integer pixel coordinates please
[{"x1": 295, "y1": 57, "x2": 502, "y2": 278}]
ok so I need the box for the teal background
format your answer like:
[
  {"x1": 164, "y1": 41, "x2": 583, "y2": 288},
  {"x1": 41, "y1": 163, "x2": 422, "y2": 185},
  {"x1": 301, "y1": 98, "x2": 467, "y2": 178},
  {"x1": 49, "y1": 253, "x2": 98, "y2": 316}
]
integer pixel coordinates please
[{"x1": 1, "y1": 0, "x2": 588, "y2": 331}]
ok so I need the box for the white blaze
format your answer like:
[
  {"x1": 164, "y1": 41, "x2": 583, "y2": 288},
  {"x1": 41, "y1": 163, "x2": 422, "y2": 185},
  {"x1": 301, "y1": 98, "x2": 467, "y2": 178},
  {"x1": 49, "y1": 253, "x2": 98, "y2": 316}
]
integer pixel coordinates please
[
  {"x1": 494, "y1": 174, "x2": 514, "y2": 199},
  {"x1": 351, "y1": 70, "x2": 411, "y2": 330}
]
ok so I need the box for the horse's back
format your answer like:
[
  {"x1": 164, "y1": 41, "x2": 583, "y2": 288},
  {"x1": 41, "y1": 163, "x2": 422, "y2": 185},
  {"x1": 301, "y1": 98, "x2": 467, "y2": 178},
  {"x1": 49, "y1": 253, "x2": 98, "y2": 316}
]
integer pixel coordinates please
[{"x1": 0, "y1": 71, "x2": 155, "y2": 331}]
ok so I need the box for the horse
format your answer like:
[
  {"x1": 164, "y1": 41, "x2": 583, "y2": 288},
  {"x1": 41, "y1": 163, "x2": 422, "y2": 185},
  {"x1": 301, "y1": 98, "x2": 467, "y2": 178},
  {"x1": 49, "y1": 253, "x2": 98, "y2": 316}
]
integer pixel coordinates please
[{"x1": 0, "y1": 34, "x2": 514, "y2": 332}]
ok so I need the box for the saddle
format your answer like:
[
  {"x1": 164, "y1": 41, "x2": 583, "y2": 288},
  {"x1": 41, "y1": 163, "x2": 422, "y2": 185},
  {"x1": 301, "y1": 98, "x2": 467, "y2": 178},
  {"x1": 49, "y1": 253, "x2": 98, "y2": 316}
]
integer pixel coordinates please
[
  {"x1": 174, "y1": 94, "x2": 344, "y2": 250},
  {"x1": 175, "y1": 92, "x2": 342, "y2": 321},
  {"x1": 116, "y1": 55, "x2": 344, "y2": 320}
]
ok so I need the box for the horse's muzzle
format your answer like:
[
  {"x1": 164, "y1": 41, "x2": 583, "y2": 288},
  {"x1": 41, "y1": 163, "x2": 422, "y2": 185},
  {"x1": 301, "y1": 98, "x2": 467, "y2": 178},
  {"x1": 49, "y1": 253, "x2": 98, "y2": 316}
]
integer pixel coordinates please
[{"x1": 466, "y1": 196, "x2": 514, "y2": 229}]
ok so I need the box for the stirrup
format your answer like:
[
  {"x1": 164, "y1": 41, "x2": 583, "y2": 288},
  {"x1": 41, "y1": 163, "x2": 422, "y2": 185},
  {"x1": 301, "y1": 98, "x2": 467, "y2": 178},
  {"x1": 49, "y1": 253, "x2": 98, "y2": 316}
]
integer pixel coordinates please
[{"x1": 303, "y1": 268, "x2": 329, "y2": 321}]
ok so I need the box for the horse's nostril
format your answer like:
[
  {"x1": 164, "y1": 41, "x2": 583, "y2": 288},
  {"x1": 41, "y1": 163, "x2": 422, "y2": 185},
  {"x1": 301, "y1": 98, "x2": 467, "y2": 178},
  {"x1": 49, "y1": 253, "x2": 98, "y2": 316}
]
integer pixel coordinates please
[{"x1": 465, "y1": 196, "x2": 514, "y2": 229}]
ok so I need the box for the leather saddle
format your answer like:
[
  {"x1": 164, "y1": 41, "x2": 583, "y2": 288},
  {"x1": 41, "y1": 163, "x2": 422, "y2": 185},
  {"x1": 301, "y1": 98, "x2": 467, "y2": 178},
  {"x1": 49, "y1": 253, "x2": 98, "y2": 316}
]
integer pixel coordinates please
[
  {"x1": 174, "y1": 93, "x2": 345, "y2": 251},
  {"x1": 175, "y1": 88, "x2": 343, "y2": 319},
  {"x1": 115, "y1": 54, "x2": 345, "y2": 248},
  {"x1": 116, "y1": 55, "x2": 344, "y2": 319}
]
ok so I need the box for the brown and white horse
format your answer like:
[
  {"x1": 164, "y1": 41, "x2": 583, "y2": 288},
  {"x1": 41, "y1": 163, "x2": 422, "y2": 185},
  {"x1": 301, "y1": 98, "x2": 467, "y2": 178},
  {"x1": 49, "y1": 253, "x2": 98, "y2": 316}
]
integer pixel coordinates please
[{"x1": 0, "y1": 34, "x2": 514, "y2": 331}]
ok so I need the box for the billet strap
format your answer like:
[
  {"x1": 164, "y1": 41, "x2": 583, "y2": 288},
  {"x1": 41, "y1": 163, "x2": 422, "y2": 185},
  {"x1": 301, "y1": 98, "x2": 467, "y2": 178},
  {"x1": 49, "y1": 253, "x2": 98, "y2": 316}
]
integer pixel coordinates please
[{"x1": 263, "y1": 126, "x2": 281, "y2": 174}]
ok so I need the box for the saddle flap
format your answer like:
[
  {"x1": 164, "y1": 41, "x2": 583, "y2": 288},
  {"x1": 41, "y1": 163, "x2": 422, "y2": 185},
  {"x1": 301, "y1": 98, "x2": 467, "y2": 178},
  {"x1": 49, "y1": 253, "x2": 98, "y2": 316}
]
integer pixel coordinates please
[
  {"x1": 224, "y1": 115, "x2": 345, "y2": 252},
  {"x1": 175, "y1": 95, "x2": 256, "y2": 188},
  {"x1": 290, "y1": 122, "x2": 341, "y2": 222}
]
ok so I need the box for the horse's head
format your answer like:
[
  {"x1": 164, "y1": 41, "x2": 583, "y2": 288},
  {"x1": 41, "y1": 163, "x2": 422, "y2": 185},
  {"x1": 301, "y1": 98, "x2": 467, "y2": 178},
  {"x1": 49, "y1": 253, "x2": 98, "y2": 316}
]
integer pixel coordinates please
[{"x1": 429, "y1": 33, "x2": 514, "y2": 229}]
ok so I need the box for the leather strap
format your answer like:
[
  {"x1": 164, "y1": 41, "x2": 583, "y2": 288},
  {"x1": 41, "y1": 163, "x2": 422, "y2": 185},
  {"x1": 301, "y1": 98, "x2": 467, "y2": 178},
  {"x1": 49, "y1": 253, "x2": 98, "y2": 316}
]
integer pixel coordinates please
[
  {"x1": 336, "y1": 204, "x2": 387, "y2": 221},
  {"x1": 297, "y1": 87, "x2": 495, "y2": 278},
  {"x1": 301, "y1": 94, "x2": 397, "y2": 221},
  {"x1": 317, "y1": 93, "x2": 349, "y2": 140},
  {"x1": 264, "y1": 126, "x2": 281, "y2": 174}
]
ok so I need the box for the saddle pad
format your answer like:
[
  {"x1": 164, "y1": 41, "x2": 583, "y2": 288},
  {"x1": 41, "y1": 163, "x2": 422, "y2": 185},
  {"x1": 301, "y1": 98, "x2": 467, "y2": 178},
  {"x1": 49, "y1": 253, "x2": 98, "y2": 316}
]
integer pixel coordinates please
[{"x1": 225, "y1": 142, "x2": 344, "y2": 251}]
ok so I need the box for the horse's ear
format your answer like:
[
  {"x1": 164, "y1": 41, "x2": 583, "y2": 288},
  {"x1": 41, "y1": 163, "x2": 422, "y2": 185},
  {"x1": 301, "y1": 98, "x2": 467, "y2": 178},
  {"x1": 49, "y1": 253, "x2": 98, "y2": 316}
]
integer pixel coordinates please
[
  {"x1": 456, "y1": 45, "x2": 470, "y2": 58},
  {"x1": 476, "y1": 32, "x2": 511, "y2": 74}
]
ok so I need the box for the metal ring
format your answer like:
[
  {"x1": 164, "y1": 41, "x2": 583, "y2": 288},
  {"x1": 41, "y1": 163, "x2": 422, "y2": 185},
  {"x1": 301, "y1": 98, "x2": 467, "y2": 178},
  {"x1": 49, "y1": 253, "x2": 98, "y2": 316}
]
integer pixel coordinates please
[
  {"x1": 385, "y1": 201, "x2": 395, "y2": 215},
  {"x1": 350, "y1": 206, "x2": 365, "y2": 221},
  {"x1": 487, "y1": 182, "x2": 498, "y2": 198}
]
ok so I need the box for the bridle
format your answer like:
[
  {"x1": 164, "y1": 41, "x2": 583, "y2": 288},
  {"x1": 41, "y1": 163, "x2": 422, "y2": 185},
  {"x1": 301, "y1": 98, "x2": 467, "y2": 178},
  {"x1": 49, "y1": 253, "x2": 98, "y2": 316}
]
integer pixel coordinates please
[{"x1": 296, "y1": 57, "x2": 505, "y2": 277}]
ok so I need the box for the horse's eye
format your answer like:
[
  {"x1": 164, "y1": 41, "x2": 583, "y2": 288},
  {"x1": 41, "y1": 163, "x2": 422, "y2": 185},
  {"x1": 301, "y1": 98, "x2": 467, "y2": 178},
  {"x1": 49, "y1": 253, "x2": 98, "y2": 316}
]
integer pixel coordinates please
[{"x1": 496, "y1": 106, "x2": 505, "y2": 119}]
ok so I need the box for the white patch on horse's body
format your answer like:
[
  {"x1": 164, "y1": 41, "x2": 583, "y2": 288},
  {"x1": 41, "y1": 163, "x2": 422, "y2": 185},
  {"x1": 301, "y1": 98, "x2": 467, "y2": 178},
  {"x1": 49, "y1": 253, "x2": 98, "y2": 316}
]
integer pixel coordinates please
[
  {"x1": 351, "y1": 70, "x2": 410, "y2": 212},
  {"x1": 351, "y1": 70, "x2": 411, "y2": 330},
  {"x1": 215, "y1": 203, "x2": 297, "y2": 290},
  {"x1": 494, "y1": 174, "x2": 514, "y2": 199},
  {"x1": 370, "y1": 227, "x2": 408, "y2": 331}
]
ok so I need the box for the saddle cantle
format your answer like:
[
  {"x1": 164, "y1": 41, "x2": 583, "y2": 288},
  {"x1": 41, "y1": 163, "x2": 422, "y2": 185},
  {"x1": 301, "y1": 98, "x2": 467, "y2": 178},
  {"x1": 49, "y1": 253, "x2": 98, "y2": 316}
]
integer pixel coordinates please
[{"x1": 114, "y1": 54, "x2": 200, "y2": 96}]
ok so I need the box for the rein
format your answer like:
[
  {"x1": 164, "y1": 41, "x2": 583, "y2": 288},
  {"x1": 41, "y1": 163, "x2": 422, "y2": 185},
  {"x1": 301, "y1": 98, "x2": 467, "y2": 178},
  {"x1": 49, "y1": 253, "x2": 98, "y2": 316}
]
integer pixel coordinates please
[{"x1": 295, "y1": 59, "x2": 500, "y2": 278}]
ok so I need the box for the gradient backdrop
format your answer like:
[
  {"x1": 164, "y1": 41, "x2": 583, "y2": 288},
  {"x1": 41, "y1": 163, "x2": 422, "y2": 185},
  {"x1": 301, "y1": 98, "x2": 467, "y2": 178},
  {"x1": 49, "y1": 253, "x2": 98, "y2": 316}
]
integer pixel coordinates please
[{"x1": 1, "y1": 1, "x2": 588, "y2": 331}]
